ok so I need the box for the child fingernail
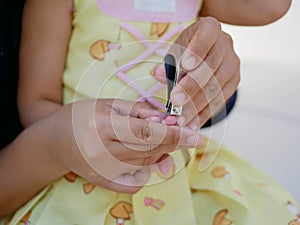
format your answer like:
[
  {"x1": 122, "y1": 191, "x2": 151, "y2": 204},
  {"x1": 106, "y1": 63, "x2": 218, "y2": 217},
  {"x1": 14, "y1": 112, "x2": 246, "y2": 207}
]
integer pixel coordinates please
[
  {"x1": 164, "y1": 116, "x2": 177, "y2": 125},
  {"x1": 161, "y1": 163, "x2": 172, "y2": 175},
  {"x1": 177, "y1": 116, "x2": 185, "y2": 126},
  {"x1": 150, "y1": 116, "x2": 162, "y2": 123},
  {"x1": 158, "y1": 155, "x2": 174, "y2": 175}
]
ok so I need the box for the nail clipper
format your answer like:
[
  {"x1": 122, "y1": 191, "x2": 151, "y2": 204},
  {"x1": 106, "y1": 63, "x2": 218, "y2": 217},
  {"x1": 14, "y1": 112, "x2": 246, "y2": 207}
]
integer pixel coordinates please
[{"x1": 164, "y1": 54, "x2": 183, "y2": 116}]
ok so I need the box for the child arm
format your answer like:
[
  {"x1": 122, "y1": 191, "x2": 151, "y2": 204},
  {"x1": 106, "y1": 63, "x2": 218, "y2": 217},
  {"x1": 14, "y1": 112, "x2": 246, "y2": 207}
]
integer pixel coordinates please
[
  {"x1": 18, "y1": 0, "x2": 74, "y2": 127},
  {"x1": 199, "y1": 0, "x2": 292, "y2": 25}
]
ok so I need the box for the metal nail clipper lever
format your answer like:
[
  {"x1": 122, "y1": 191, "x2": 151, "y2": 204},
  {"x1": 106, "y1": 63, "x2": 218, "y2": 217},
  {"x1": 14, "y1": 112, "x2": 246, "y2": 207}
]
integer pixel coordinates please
[{"x1": 164, "y1": 54, "x2": 183, "y2": 116}]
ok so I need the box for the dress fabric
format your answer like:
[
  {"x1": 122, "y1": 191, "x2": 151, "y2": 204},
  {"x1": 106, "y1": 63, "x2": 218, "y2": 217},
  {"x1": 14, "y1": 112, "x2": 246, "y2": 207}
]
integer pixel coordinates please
[{"x1": 1, "y1": 0, "x2": 299, "y2": 224}]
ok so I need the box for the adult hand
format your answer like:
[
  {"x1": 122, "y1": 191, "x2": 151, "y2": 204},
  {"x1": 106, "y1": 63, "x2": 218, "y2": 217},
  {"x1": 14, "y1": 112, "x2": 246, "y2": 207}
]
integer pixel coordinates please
[
  {"x1": 153, "y1": 17, "x2": 240, "y2": 130},
  {"x1": 52, "y1": 99, "x2": 203, "y2": 194}
]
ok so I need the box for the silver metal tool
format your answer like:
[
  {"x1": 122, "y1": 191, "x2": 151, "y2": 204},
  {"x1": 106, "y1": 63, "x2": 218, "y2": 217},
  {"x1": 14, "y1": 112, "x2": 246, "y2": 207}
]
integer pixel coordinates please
[{"x1": 165, "y1": 54, "x2": 183, "y2": 116}]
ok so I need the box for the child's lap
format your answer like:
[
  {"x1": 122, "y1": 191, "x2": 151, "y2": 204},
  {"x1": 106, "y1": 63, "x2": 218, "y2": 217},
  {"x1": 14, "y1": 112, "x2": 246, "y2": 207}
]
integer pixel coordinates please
[{"x1": 2, "y1": 143, "x2": 298, "y2": 225}]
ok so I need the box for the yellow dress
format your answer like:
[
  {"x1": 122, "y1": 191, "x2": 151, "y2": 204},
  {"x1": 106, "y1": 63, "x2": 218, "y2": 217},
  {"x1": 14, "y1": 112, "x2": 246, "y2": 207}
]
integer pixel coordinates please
[{"x1": 1, "y1": 0, "x2": 299, "y2": 225}]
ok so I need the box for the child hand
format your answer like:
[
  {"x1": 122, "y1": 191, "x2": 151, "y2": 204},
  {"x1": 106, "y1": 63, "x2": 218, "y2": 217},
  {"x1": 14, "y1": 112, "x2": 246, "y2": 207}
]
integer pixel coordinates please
[{"x1": 51, "y1": 98, "x2": 203, "y2": 193}]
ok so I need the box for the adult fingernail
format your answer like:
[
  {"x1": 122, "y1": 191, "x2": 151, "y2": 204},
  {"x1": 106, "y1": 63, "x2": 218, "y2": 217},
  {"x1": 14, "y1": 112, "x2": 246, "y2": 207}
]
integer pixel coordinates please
[
  {"x1": 173, "y1": 92, "x2": 186, "y2": 105},
  {"x1": 188, "y1": 134, "x2": 203, "y2": 146},
  {"x1": 182, "y1": 55, "x2": 197, "y2": 70}
]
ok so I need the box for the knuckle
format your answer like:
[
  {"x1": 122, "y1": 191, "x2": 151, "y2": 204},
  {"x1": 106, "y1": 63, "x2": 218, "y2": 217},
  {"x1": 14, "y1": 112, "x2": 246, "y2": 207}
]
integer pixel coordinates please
[
  {"x1": 139, "y1": 123, "x2": 153, "y2": 141},
  {"x1": 190, "y1": 98, "x2": 200, "y2": 115},
  {"x1": 223, "y1": 32, "x2": 234, "y2": 46},
  {"x1": 131, "y1": 101, "x2": 142, "y2": 112},
  {"x1": 168, "y1": 128, "x2": 180, "y2": 146},
  {"x1": 203, "y1": 80, "x2": 220, "y2": 101},
  {"x1": 182, "y1": 76, "x2": 200, "y2": 96},
  {"x1": 144, "y1": 144, "x2": 160, "y2": 157},
  {"x1": 211, "y1": 96, "x2": 225, "y2": 115},
  {"x1": 130, "y1": 102, "x2": 145, "y2": 117},
  {"x1": 142, "y1": 155, "x2": 152, "y2": 166},
  {"x1": 205, "y1": 53, "x2": 219, "y2": 71},
  {"x1": 234, "y1": 54, "x2": 241, "y2": 69},
  {"x1": 200, "y1": 108, "x2": 211, "y2": 124},
  {"x1": 236, "y1": 72, "x2": 241, "y2": 85},
  {"x1": 210, "y1": 100, "x2": 219, "y2": 113},
  {"x1": 226, "y1": 82, "x2": 237, "y2": 99},
  {"x1": 192, "y1": 93, "x2": 207, "y2": 113},
  {"x1": 134, "y1": 101, "x2": 147, "y2": 110},
  {"x1": 231, "y1": 61, "x2": 241, "y2": 86}
]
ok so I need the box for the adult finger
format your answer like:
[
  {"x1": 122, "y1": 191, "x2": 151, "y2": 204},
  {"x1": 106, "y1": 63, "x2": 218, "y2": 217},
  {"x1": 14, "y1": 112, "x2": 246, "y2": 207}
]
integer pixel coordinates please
[
  {"x1": 152, "y1": 17, "x2": 221, "y2": 87},
  {"x1": 171, "y1": 33, "x2": 226, "y2": 106},
  {"x1": 175, "y1": 76, "x2": 222, "y2": 127},
  {"x1": 171, "y1": 17, "x2": 221, "y2": 71},
  {"x1": 187, "y1": 71, "x2": 240, "y2": 129},
  {"x1": 178, "y1": 48, "x2": 239, "y2": 124},
  {"x1": 186, "y1": 40, "x2": 240, "y2": 127}
]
